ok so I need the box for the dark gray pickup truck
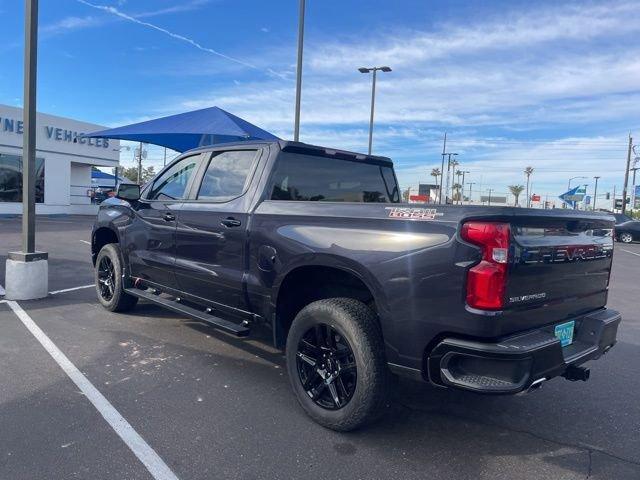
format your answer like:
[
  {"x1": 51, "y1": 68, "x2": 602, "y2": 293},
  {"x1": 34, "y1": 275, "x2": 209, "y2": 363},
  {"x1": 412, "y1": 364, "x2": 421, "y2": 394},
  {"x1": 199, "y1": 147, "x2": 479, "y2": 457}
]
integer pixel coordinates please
[{"x1": 92, "y1": 140, "x2": 621, "y2": 431}]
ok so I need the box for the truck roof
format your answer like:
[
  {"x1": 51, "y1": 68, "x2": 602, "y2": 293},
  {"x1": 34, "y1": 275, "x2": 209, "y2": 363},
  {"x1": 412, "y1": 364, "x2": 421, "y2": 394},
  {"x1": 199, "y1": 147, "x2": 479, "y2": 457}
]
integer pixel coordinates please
[{"x1": 182, "y1": 140, "x2": 394, "y2": 166}]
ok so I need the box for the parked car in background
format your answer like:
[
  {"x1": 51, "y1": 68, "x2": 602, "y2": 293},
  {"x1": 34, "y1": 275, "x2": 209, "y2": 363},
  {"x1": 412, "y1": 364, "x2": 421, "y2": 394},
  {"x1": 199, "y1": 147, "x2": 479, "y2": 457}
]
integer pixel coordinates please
[
  {"x1": 613, "y1": 213, "x2": 634, "y2": 226},
  {"x1": 615, "y1": 219, "x2": 640, "y2": 243}
]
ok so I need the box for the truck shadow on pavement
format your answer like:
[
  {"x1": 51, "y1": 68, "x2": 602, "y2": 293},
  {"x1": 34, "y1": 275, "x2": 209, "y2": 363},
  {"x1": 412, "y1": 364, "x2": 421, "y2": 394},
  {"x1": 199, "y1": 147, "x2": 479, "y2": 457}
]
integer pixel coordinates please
[{"x1": 5, "y1": 295, "x2": 639, "y2": 479}]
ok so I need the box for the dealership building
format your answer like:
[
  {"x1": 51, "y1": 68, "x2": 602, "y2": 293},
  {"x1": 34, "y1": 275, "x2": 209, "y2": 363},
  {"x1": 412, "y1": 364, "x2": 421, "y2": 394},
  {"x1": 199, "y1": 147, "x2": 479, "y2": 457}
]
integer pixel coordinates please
[{"x1": 0, "y1": 104, "x2": 119, "y2": 215}]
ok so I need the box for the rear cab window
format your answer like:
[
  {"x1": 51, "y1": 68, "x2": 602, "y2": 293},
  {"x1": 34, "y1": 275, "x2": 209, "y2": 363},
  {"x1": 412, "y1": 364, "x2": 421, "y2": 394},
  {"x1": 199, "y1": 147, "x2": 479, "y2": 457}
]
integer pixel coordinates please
[{"x1": 269, "y1": 152, "x2": 400, "y2": 203}]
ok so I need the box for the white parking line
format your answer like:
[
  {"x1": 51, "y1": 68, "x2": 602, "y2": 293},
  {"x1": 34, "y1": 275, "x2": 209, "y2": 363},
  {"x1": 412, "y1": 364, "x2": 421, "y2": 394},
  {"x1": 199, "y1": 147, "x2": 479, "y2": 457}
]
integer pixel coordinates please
[
  {"x1": 49, "y1": 284, "x2": 94, "y2": 295},
  {"x1": 5, "y1": 300, "x2": 180, "y2": 480},
  {"x1": 80, "y1": 240, "x2": 91, "y2": 245},
  {"x1": 621, "y1": 249, "x2": 640, "y2": 257}
]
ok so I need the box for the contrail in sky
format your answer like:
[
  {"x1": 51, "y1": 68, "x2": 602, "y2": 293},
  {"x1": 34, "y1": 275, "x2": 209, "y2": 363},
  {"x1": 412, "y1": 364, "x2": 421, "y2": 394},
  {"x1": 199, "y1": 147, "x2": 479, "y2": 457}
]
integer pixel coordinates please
[{"x1": 76, "y1": 0, "x2": 257, "y2": 70}]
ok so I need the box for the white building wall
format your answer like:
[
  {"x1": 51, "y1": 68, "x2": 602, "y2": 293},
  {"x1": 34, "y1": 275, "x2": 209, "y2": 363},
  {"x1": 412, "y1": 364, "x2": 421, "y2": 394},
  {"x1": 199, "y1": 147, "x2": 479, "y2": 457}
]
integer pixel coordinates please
[
  {"x1": 70, "y1": 162, "x2": 92, "y2": 205},
  {"x1": 0, "y1": 104, "x2": 119, "y2": 215}
]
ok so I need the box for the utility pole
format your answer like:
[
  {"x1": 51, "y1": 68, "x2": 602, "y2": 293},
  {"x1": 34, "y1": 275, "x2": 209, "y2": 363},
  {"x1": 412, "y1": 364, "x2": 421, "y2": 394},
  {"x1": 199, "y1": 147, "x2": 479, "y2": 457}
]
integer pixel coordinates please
[
  {"x1": 622, "y1": 134, "x2": 632, "y2": 215},
  {"x1": 487, "y1": 188, "x2": 493, "y2": 206},
  {"x1": 593, "y1": 176, "x2": 600, "y2": 211},
  {"x1": 293, "y1": 0, "x2": 305, "y2": 142},
  {"x1": 467, "y1": 182, "x2": 475, "y2": 205},
  {"x1": 439, "y1": 132, "x2": 446, "y2": 205}
]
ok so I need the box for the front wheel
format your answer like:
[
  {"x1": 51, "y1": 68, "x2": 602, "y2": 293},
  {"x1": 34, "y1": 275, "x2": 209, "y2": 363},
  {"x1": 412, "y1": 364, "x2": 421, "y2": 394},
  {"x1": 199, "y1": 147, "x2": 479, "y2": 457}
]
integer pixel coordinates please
[
  {"x1": 94, "y1": 243, "x2": 138, "y2": 312},
  {"x1": 285, "y1": 298, "x2": 389, "y2": 431},
  {"x1": 619, "y1": 233, "x2": 633, "y2": 243}
]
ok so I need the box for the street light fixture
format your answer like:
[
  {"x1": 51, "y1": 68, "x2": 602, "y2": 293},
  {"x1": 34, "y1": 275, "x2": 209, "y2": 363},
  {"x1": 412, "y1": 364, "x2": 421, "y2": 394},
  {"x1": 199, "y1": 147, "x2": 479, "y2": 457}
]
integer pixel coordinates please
[
  {"x1": 358, "y1": 66, "x2": 392, "y2": 155},
  {"x1": 567, "y1": 176, "x2": 587, "y2": 190}
]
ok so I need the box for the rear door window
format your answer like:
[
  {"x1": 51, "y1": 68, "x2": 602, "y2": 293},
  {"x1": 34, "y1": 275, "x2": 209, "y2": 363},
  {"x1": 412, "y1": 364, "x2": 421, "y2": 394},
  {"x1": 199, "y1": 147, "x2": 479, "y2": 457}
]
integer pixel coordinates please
[
  {"x1": 270, "y1": 153, "x2": 399, "y2": 203},
  {"x1": 197, "y1": 150, "x2": 258, "y2": 202}
]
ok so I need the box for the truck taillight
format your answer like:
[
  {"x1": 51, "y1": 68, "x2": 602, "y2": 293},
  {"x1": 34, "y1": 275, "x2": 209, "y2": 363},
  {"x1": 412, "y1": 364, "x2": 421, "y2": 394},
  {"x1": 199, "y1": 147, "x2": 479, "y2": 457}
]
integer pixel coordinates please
[{"x1": 461, "y1": 222, "x2": 511, "y2": 310}]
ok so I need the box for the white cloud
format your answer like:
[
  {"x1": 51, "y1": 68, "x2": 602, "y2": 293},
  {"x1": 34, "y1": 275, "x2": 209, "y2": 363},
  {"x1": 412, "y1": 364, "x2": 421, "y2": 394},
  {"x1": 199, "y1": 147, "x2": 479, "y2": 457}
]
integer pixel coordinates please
[
  {"x1": 40, "y1": 15, "x2": 100, "y2": 36},
  {"x1": 105, "y1": 0, "x2": 640, "y2": 199}
]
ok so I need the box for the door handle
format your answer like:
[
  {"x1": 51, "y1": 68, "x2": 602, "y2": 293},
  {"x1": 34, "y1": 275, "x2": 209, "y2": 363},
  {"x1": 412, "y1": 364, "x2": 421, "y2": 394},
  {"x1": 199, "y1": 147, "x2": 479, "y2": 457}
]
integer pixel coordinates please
[
  {"x1": 163, "y1": 212, "x2": 176, "y2": 222},
  {"x1": 220, "y1": 217, "x2": 242, "y2": 228}
]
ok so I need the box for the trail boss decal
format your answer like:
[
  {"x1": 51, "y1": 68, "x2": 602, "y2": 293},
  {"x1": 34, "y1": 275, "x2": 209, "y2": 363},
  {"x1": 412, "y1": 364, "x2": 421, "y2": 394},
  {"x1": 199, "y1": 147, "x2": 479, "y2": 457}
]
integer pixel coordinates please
[{"x1": 385, "y1": 207, "x2": 443, "y2": 220}]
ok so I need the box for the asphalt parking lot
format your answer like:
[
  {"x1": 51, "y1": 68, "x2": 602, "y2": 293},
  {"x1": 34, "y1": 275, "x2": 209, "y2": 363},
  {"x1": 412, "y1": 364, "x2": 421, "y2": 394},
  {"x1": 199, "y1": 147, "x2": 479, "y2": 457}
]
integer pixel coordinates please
[{"x1": 1, "y1": 215, "x2": 639, "y2": 480}]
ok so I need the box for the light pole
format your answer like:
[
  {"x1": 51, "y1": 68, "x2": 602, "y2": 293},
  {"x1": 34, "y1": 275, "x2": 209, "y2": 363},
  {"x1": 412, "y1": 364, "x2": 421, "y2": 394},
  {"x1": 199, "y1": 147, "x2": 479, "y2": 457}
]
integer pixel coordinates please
[
  {"x1": 439, "y1": 133, "x2": 447, "y2": 205},
  {"x1": 467, "y1": 182, "x2": 475, "y2": 205},
  {"x1": 6, "y1": 0, "x2": 48, "y2": 300},
  {"x1": 593, "y1": 176, "x2": 600, "y2": 211},
  {"x1": 293, "y1": 0, "x2": 305, "y2": 142},
  {"x1": 441, "y1": 152, "x2": 457, "y2": 204},
  {"x1": 358, "y1": 66, "x2": 392, "y2": 155},
  {"x1": 112, "y1": 145, "x2": 131, "y2": 190},
  {"x1": 567, "y1": 176, "x2": 587, "y2": 209}
]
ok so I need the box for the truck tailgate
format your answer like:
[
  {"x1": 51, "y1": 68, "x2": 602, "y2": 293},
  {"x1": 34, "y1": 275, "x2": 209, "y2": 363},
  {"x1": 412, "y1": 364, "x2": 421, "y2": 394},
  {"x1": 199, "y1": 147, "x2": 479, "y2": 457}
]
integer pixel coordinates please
[{"x1": 505, "y1": 216, "x2": 614, "y2": 319}]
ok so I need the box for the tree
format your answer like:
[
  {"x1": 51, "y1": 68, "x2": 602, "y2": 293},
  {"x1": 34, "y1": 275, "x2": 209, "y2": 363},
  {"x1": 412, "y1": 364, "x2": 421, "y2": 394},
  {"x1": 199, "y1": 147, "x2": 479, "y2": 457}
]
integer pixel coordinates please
[
  {"x1": 449, "y1": 159, "x2": 460, "y2": 201},
  {"x1": 431, "y1": 168, "x2": 441, "y2": 201},
  {"x1": 455, "y1": 169, "x2": 463, "y2": 204},
  {"x1": 452, "y1": 183, "x2": 463, "y2": 202},
  {"x1": 121, "y1": 165, "x2": 156, "y2": 184},
  {"x1": 509, "y1": 184, "x2": 525, "y2": 206},
  {"x1": 524, "y1": 166, "x2": 534, "y2": 208}
]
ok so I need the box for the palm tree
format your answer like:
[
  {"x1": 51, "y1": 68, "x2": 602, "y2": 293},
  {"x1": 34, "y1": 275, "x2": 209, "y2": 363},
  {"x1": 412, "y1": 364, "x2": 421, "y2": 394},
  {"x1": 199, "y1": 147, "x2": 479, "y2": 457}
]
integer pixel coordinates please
[
  {"x1": 509, "y1": 184, "x2": 525, "y2": 206},
  {"x1": 455, "y1": 170, "x2": 463, "y2": 204},
  {"x1": 431, "y1": 168, "x2": 441, "y2": 202},
  {"x1": 524, "y1": 167, "x2": 534, "y2": 208},
  {"x1": 452, "y1": 183, "x2": 463, "y2": 202},
  {"x1": 449, "y1": 159, "x2": 460, "y2": 202}
]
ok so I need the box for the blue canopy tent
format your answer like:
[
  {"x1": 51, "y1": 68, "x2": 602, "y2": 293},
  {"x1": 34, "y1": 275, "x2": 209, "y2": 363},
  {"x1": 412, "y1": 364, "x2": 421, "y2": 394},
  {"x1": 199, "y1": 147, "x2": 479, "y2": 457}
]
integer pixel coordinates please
[{"x1": 86, "y1": 106, "x2": 279, "y2": 153}]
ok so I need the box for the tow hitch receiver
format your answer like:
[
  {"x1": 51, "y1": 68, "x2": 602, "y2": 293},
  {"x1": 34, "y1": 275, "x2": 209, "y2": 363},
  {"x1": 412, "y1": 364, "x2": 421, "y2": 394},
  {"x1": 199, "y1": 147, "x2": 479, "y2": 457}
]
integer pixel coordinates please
[{"x1": 563, "y1": 365, "x2": 590, "y2": 382}]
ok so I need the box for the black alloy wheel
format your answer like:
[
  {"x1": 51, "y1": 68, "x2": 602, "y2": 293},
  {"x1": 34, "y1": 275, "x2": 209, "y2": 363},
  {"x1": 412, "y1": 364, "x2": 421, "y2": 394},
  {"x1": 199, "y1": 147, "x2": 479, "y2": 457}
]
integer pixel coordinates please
[
  {"x1": 97, "y1": 256, "x2": 116, "y2": 301},
  {"x1": 94, "y1": 243, "x2": 138, "y2": 312},
  {"x1": 296, "y1": 323, "x2": 357, "y2": 410}
]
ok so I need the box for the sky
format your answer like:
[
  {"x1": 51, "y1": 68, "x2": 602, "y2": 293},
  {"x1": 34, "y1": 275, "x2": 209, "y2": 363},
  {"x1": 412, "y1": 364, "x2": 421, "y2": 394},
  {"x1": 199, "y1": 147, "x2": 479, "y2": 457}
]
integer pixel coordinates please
[{"x1": 1, "y1": 0, "x2": 639, "y2": 205}]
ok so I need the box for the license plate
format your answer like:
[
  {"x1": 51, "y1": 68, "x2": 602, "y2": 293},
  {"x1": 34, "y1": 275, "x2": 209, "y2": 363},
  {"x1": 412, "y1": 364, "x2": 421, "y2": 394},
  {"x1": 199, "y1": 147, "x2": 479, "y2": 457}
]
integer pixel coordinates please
[{"x1": 554, "y1": 320, "x2": 575, "y2": 347}]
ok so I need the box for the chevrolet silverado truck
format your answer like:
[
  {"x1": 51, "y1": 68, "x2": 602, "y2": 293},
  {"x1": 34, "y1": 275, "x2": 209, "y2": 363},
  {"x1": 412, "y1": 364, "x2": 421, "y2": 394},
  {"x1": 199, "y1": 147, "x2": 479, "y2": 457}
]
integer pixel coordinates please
[{"x1": 91, "y1": 140, "x2": 621, "y2": 431}]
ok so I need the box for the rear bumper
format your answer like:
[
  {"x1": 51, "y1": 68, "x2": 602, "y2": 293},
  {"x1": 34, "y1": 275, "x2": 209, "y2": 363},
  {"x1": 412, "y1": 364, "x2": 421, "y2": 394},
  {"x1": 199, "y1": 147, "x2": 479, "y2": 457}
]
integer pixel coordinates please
[{"x1": 426, "y1": 308, "x2": 621, "y2": 394}]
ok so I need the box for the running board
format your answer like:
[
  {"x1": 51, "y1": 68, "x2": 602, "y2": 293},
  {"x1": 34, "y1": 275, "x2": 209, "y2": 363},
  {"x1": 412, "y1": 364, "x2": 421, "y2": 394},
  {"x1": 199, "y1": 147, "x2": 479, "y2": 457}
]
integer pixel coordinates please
[{"x1": 124, "y1": 288, "x2": 250, "y2": 337}]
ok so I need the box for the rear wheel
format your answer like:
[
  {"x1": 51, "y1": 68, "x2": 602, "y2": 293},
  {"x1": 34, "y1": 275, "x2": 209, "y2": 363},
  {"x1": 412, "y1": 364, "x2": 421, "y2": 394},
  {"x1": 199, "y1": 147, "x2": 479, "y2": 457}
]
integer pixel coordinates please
[
  {"x1": 95, "y1": 243, "x2": 138, "y2": 312},
  {"x1": 285, "y1": 298, "x2": 389, "y2": 431},
  {"x1": 619, "y1": 233, "x2": 633, "y2": 243}
]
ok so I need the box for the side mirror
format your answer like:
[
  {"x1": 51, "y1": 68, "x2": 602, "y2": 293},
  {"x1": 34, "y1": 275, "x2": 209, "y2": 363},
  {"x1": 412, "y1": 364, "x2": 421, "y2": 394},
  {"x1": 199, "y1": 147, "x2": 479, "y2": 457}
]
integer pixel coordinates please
[{"x1": 116, "y1": 183, "x2": 141, "y2": 201}]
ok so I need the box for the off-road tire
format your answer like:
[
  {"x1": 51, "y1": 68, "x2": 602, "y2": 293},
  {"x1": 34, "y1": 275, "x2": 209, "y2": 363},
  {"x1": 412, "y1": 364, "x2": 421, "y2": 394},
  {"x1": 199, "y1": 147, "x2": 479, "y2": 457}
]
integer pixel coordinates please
[
  {"x1": 285, "y1": 298, "x2": 389, "y2": 431},
  {"x1": 95, "y1": 243, "x2": 138, "y2": 312}
]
